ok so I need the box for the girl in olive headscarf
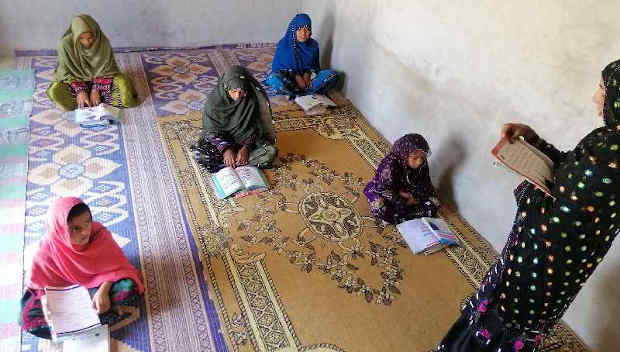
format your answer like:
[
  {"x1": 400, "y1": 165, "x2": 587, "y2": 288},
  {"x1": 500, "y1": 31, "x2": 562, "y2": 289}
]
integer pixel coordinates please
[
  {"x1": 47, "y1": 15, "x2": 137, "y2": 111},
  {"x1": 192, "y1": 65, "x2": 277, "y2": 172}
]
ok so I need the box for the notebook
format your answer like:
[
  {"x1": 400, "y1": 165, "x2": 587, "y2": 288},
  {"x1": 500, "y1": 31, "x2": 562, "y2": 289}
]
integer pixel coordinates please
[
  {"x1": 210, "y1": 165, "x2": 269, "y2": 199},
  {"x1": 73, "y1": 103, "x2": 122, "y2": 128},
  {"x1": 44, "y1": 285, "x2": 102, "y2": 341},
  {"x1": 491, "y1": 137, "x2": 554, "y2": 196},
  {"x1": 396, "y1": 217, "x2": 459, "y2": 255},
  {"x1": 62, "y1": 325, "x2": 110, "y2": 352},
  {"x1": 294, "y1": 94, "x2": 336, "y2": 114}
]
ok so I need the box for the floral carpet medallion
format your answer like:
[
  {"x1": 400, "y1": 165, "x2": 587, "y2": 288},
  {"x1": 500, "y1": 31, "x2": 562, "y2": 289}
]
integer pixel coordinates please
[
  {"x1": 11, "y1": 45, "x2": 590, "y2": 352},
  {"x1": 234, "y1": 154, "x2": 406, "y2": 306},
  {"x1": 159, "y1": 96, "x2": 590, "y2": 351}
]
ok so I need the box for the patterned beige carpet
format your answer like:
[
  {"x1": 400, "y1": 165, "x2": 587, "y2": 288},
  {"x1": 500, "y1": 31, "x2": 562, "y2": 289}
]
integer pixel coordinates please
[{"x1": 158, "y1": 95, "x2": 589, "y2": 352}]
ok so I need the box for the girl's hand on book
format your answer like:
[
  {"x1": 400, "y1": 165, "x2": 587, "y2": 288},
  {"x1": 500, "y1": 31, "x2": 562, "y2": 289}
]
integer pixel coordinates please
[
  {"x1": 501, "y1": 123, "x2": 538, "y2": 144},
  {"x1": 406, "y1": 197, "x2": 420, "y2": 206},
  {"x1": 92, "y1": 283, "x2": 112, "y2": 314},
  {"x1": 223, "y1": 148, "x2": 236, "y2": 168},
  {"x1": 400, "y1": 191, "x2": 420, "y2": 205},
  {"x1": 295, "y1": 74, "x2": 307, "y2": 91},
  {"x1": 303, "y1": 72, "x2": 312, "y2": 90},
  {"x1": 236, "y1": 145, "x2": 249, "y2": 166},
  {"x1": 90, "y1": 88, "x2": 101, "y2": 106},
  {"x1": 76, "y1": 91, "x2": 91, "y2": 109}
]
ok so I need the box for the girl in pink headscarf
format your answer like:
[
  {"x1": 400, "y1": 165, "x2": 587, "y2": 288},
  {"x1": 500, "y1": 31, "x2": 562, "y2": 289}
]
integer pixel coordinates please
[{"x1": 19, "y1": 197, "x2": 144, "y2": 339}]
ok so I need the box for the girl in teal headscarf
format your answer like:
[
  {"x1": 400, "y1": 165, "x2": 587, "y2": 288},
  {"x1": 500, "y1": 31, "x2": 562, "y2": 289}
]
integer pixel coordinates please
[
  {"x1": 192, "y1": 66, "x2": 277, "y2": 172},
  {"x1": 47, "y1": 15, "x2": 138, "y2": 111}
]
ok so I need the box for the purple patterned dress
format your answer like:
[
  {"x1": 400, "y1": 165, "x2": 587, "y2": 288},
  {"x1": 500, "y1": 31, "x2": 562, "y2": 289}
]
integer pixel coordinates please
[{"x1": 364, "y1": 134, "x2": 439, "y2": 224}]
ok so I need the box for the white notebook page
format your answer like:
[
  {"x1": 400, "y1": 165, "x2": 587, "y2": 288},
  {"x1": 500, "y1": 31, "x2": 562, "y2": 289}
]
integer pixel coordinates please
[
  {"x1": 63, "y1": 325, "x2": 109, "y2": 352},
  {"x1": 396, "y1": 219, "x2": 439, "y2": 254},
  {"x1": 235, "y1": 166, "x2": 266, "y2": 189},
  {"x1": 45, "y1": 285, "x2": 100, "y2": 338},
  {"x1": 214, "y1": 167, "x2": 244, "y2": 195}
]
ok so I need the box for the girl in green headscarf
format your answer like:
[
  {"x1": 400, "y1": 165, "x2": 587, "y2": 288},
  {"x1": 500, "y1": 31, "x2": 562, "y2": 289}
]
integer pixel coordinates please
[
  {"x1": 192, "y1": 65, "x2": 277, "y2": 172},
  {"x1": 46, "y1": 15, "x2": 138, "y2": 111}
]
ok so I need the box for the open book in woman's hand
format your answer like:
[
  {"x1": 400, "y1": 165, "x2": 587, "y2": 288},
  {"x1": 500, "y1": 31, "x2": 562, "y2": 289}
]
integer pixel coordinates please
[
  {"x1": 210, "y1": 165, "x2": 269, "y2": 199},
  {"x1": 492, "y1": 137, "x2": 554, "y2": 197}
]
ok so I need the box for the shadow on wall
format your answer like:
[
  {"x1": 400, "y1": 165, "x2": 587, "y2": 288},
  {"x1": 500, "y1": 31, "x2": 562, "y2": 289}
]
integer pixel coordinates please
[
  {"x1": 318, "y1": 11, "x2": 346, "y2": 92},
  {"x1": 318, "y1": 12, "x2": 335, "y2": 70},
  {"x1": 592, "y1": 259, "x2": 620, "y2": 351},
  {"x1": 434, "y1": 135, "x2": 467, "y2": 210}
]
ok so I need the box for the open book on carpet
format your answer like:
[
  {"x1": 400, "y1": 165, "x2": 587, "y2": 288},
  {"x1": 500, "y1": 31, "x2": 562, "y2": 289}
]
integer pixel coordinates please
[
  {"x1": 397, "y1": 217, "x2": 459, "y2": 255},
  {"x1": 210, "y1": 165, "x2": 269, "y2": 199},
  {"x1": 491, "y1": 137, "x2": 554, "y2": 196},
  {"x1": 294, "y1": 94, "x2": 336, "y2": 114},
  {"x1": 73, "y1": 103, "x2": 122, "y2": 128}
]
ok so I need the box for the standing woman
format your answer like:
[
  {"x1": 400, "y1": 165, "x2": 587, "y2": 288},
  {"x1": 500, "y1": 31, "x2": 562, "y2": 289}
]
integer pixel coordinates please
[
  {"x1": 47, "y1": 14, "x2": 138, "y2": 111},
  {"x1": 436, "y1": 61, "x2": 619, "y2": 351},
  {"x1": 192, "y1": 65, "x2": 277, "y2": 172},
  {"x1": 265, "y1": 13, "x2": 339, "y2": 98}
]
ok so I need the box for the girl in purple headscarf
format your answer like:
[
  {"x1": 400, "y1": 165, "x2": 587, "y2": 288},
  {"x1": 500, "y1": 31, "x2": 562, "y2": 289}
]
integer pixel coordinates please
[{"x1": 364, "y1": 133, "x2": 439, "y2": 224}]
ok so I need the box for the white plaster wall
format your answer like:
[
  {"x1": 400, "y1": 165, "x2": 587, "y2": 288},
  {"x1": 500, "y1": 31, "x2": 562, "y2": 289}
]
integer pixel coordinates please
[
  {"x1": 0, "y1": 0, "x2": 302, "y2": 56},
  {"x1": 302, "y1": 1, "x2": 620, "y2": 350}
]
